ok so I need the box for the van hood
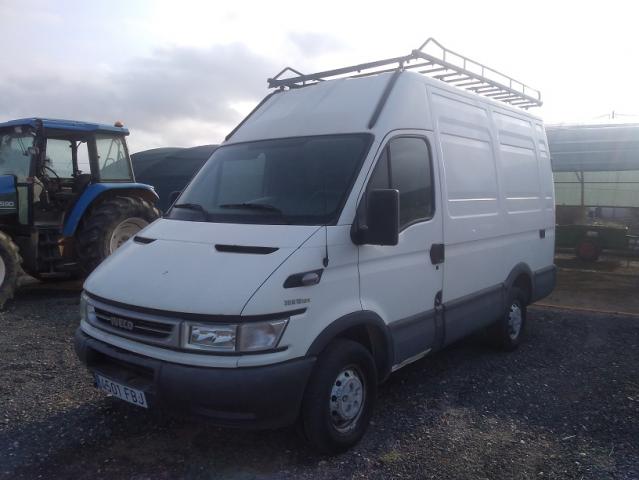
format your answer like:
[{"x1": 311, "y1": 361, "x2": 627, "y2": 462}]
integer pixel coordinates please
[{"x1": 84, "y1": 219, "x2": 320, "y2": 315}]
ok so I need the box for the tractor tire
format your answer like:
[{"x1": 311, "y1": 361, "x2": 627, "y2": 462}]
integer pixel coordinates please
[
  {"x1": 76, "y1": 196, "x2": 160, "y2": 274},
  {"x1": 0, "y1": 231, "x2": 22, "y2": 308}
]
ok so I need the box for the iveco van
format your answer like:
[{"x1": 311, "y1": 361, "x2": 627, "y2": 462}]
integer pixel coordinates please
[{"x1": 75, "y1": 39, "x2": 556, "y2": 452}]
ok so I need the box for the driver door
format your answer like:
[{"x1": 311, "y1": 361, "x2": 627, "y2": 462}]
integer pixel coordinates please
[{"x1": 358, "y1": 133, "x2": 444, "y2": 368}]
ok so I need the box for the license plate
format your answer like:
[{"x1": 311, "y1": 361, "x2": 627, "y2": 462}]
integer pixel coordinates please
[{"x1": 95, "y1": 374, "x2": 148, "y2": 408}]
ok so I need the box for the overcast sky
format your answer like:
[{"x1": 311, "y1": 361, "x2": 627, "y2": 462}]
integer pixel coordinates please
[{"x1": 1, "y1": 0, "x2": 638, "y2": 153}]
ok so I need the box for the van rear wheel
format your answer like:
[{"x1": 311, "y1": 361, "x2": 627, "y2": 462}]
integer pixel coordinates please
[
  {"x1": 487, "y1": 286, "x2": 527, "y2": 351},
  {"x1": 300, "y1": 339, "x2": 377, "y2": 453}
]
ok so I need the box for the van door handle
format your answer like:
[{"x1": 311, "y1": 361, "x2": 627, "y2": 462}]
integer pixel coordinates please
[{"x1": 430, "y1": 243, "x2": 445, "y2": 265}]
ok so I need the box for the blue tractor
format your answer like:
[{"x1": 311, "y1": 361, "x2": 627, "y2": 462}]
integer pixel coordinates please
[{"x1": 0, "y1": 118, "x2": 160, "y2": 303}]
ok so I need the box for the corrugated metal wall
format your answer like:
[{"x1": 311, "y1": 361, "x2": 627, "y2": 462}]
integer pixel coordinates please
[{"x1": 548, "y1": 124, "x2": 639, "y2": 208}]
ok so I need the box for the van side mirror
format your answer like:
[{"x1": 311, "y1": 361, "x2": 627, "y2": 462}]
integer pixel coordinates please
[
  {"x1": 168, "y1": 190, "x2": 181, "y2": 206},
  {"x1": 355, "y1": 189, "x2": 399, "y2": 246}
]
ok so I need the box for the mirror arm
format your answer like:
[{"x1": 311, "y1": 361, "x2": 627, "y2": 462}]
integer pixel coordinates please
[{"x1": 350, "y1": 213, "x2": 368, "y2": 245}]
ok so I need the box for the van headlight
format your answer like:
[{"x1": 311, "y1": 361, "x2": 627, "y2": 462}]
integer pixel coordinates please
[
  {"x1": 183, "y1": 319, "x2": 288, "y2": 353},
  {"x1": 238, "y1": 319, "x2": 288, "y2": 352},
  {"x1": 80, "y1": 292, "x2": 90, "y2": 322},
  {"x1": 187, "y1": 324, "x2": 237, "y2": 351}
]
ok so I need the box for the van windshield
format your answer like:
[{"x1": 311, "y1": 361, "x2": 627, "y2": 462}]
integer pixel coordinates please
[{"x1": 167, "y1": 134, "x2": 372, "y2": 225}]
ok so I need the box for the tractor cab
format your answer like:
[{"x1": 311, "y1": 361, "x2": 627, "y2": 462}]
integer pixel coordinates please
[{"x1": 0, "y1": 118, "x2": 160, "y2": 304}]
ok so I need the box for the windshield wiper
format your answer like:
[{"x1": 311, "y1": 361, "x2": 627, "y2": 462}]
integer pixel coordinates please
[
  {"x1": 219, "y1": 203, "x2": 283, "y2": 215},
  {"x1": 173, "y1": 202, "x2": 209, "y2": 219}
]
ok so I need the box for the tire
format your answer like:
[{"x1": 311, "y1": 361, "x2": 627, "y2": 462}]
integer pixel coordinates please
[
  {"x1": 487, "y1": 286, "x2": 527, "y2": 351},
  {"x1": 575, "y1": 238, "x2": 600, "y2": 262},
  {"x1": 300, "y1": 339, "x2": 377, "y2": 454},
  {"x1": 0, "y1": 231, "x2": 22, "y2": 308},
  {"x1": 76, "y1": 196, "x2": 160, "y2": 273}
]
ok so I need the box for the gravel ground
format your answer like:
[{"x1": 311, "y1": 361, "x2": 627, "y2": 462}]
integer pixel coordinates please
[{"x1": 1, "y1": 285, "x2": 638, "y2": 480}]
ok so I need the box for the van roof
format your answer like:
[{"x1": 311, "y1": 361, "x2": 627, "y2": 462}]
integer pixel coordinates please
[
  {"x1": 228, "y1": 39, "x2": 543, "y2": 144},
  {"x1": 228, "y1": 70, "x2": 542, "y2": 144}
]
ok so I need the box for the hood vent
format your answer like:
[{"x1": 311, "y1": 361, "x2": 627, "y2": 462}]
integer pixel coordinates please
[
  {"x1": 133, "y1": 236, "x2": 156, "y2": 244},
  {"x1": 215, "y1": 244, "x2": 278, "y2": 255}
]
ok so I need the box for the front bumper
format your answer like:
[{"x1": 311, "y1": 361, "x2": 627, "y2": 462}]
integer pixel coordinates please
[{"x1": 74, "y1": 329, "x2": 315, "y2": 429}]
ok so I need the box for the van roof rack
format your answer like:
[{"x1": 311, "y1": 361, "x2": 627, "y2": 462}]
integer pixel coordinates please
[{"x1": 268, "y1": 38, "x2": 542, "y2": 109}]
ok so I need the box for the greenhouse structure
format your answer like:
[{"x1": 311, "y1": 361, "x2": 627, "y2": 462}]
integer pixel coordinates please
[{"x1": 547, "y1": 123, "x2": 639, "y2": 233}]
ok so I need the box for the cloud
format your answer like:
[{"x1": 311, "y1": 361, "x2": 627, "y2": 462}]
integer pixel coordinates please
[
  {"x1": 0, "y1": 43, "x2": 278, "y2": 151},
  {"x1": 288, "y1": 32, "x2": 345, "y2": 56}
]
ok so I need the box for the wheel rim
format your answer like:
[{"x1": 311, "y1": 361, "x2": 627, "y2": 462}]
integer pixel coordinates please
[
  {"x1": 0, "y1": 255, "x2": 6, "y2": 286},
  {"x1": 109, "y1": 217, "x2": 148, "y2": 253},
  {"x1": 329, "y1": 366, "x2": 365, "y2": 433},
  {"x1": 507, "y1": 302, "x2": 523, "y2": 340}
]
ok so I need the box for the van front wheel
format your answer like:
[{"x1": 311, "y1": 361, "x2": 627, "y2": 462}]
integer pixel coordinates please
[{"x1": 300, "y1": 339, "x2": 377, "y2": 453}]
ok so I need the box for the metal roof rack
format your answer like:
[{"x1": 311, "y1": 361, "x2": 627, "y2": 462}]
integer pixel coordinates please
[{"x1": 268, "y1": 38, "x2": 542, "y2": 109}]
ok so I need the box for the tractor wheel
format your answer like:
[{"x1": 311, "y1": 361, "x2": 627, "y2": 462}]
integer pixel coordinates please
[
  {"x1": 0, "y1": 231, "x2": 22, "y2": 308},
  {"x1": 76, "y1": 196, "x2": 160, "y2": 274}
]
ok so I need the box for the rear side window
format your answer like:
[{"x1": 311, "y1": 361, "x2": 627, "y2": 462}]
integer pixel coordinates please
[
  {"x1": 368, "y1": 137, "x2": 434, "y2": 229},
  {"x1": 96, "y1": 135, "x2": 132, "y2": 181}
]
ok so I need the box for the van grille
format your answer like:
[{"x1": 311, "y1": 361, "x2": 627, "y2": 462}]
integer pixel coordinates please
[
  {"x1": 87, "y1": 298, "x2": 181, "y2": 348},
  {"x1": 94, "y1": 308, "x2": 174, "y2": 339}
]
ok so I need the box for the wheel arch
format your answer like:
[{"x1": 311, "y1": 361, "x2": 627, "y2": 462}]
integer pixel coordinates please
[
  {"x1": 306, "y1": 311, "x2": 394, "y2": 383},
  {"x1": 63, "y1": 183, "x2": 159, "y2": 237},
  {"x1": 505, "y1": 262, "x2": 534, "y2": 305}
]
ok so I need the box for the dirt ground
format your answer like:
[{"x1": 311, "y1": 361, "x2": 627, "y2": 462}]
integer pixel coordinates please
[
  {"x1": 542, "y1": 253, "x2": 639, "y2": 314},
  {"x1": 0, "y1": 264, "x2": 638, "y2": 480}
]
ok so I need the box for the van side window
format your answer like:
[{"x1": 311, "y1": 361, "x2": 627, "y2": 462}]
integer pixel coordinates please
[
  {"x1": 367, "y1": 137, "x2": 434, "y2": 230},
  {"x1": 367, "y1": 147, "x2": 390, "y2": 190},
  {"x1": 390, "y1": 137, "x2": 434, "y2": 228}
]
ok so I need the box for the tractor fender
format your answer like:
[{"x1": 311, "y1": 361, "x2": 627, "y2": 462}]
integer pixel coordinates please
[{"x1": 63, "y1": 183, "x2": 159, "y2": 237}]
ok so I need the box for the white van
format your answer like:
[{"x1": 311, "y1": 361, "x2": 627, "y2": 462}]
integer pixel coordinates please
[{"x1": 75, "y1": 40, "x2": 556, "y2": 452}]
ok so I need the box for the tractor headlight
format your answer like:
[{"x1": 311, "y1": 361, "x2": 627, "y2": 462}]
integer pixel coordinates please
[{"x1": 183, "y1": 319, "x2": 288, "y2": 353}]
